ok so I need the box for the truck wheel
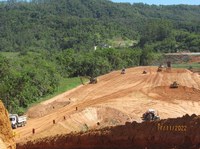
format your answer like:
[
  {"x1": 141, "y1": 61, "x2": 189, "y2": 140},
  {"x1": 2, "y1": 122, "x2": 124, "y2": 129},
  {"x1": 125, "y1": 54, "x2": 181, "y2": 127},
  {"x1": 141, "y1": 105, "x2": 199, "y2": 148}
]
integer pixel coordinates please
[
  {"x1": 14, "y1": 124, "x2": 17, "y2": 129},
  {"x1": 23, "y1": 122, "x2": 26, "y2": 126}
]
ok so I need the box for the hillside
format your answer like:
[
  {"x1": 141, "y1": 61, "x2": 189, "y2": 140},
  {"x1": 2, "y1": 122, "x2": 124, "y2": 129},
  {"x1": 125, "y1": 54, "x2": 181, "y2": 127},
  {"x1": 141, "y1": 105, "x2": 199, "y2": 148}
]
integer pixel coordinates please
[
  {"x1": 0, "y1": 0, "x2": 200, "y2": 52},
  {"x1": 15, "y1": 66, "x2": 200, "y2": 147}
]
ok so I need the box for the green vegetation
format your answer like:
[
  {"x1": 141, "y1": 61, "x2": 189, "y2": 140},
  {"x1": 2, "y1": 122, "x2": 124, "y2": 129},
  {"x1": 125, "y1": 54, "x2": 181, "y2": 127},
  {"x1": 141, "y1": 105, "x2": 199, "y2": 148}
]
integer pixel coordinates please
[
  {"x1": 173, "y1": 63, "x2": 200, "y2": 69},
  {"x1": 0, "y1": 0, "x2": 200, "y2": 52},
  {"x1": 0, "y1": 48, "x2": 143, "y2": 114},
  {"x1": 0, "y1": 0, "x2": 199, "y2": 114},
  {"x1": 29, "y1": 77, "x2": 84, "y2": 105}
]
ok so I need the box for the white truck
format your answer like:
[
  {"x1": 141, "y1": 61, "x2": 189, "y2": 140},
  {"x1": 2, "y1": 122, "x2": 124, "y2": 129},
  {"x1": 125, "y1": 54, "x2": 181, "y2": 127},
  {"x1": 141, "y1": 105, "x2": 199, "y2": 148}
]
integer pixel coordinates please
[{"x1": 9, "y1": 114, "x2": 27, "y2": 129}]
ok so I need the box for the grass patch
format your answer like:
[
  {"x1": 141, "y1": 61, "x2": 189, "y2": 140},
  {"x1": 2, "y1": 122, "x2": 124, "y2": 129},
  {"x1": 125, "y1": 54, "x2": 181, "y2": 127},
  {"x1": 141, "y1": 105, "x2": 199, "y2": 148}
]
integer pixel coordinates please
[
  {"x1": 40, "y1": 77, "x2": 88, "y2": 101},
  {"x1": 108, "y1": 37, "x2": 137, "y2": 48},
  {"x1": 28, "y1": 77, "x2": 88, "y2": 107},
  {"x1": 172, "y1": 62, "x2": 200, "y2": 69}
]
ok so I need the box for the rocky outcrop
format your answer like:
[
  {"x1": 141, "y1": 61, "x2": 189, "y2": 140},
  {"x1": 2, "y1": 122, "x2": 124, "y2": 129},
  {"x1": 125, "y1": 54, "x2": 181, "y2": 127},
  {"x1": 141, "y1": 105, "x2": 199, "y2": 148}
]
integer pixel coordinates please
[
  {"x1": 17, "y1": 114, "x2": 200, "y2": 149},
  {"x1": 0, "y1": 100, "x2": 16, "y2": 149}
]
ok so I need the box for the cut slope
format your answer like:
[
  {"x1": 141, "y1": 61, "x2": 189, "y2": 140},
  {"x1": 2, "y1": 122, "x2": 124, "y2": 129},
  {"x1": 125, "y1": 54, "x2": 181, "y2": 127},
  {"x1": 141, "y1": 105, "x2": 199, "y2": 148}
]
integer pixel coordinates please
[
  {"x1": 17, "y1": 114, "x2": 200, "y2": 149},
  {"x1": 16, "y1": 66, "x2": 200, "y2": 144},
  {"x1": 0, "y1": 100, "x2": 16, "y2": 149}
]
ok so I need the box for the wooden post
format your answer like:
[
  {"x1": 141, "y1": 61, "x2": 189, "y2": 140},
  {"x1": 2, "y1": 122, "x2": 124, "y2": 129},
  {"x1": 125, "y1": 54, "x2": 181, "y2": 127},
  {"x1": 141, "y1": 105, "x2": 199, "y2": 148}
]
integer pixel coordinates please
[{"x1": 32, "y1": 128, "x2": 35, "y2": 134}]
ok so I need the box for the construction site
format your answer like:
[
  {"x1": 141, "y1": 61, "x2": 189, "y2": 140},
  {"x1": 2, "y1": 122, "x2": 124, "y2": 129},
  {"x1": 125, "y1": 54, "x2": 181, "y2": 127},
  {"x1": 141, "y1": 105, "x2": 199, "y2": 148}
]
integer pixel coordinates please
[{"x1": 1, "y1": 64, "x2": 200, "y2": 149}]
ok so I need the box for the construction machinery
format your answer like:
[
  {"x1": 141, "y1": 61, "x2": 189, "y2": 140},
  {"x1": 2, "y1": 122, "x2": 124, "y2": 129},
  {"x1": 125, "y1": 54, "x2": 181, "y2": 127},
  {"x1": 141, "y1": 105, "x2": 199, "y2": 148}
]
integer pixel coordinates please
[
  {"x1": 89, "y1": 77, "x2": 98, "y2": 84},
  {"x1": 121, "y1": 68, "x2": 126, "y2": 74},
  {"x1": 142, "y1": 70, "x2": 147, "y2": 74},
  {"x1": 141, "y1": 109, "x2": 160, "y2": 122},
  {"x1": 170, "y1": 81, "x2": 179, "y2": 88},
  {"x1": 80, "y1": 76, "x2": 98, "y2": 85},
  {"x1": 9, "y1": 114, "x2": 27, "y2": 129},
  {"x1": 157, "y1": 64, "x2": 164, "y2": 72}
]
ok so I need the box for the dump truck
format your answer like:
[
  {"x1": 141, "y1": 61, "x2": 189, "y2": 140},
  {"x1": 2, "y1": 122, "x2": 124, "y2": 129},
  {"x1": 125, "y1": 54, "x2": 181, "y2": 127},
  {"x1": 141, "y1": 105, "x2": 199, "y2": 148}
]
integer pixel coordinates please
[
  {"x1": 9, "y1": 114, "x2": 27, "y2": 129},
  {"x1": 141, "y1": 109, "x2": 160, "y2": 121}
]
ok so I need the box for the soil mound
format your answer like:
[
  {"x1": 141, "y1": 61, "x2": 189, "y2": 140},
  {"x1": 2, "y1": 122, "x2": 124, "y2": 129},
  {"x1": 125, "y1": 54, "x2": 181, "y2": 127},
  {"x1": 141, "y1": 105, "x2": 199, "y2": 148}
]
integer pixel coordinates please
[
  {"x1": 149, "y1": 86, "x2": 200, "y2": 101},
  {"x1": 17, "y1": 114, "x2": 200, "y2": 149},
  {"x1": 0, "y1": 100, "x2": 16, "y2": 149}
]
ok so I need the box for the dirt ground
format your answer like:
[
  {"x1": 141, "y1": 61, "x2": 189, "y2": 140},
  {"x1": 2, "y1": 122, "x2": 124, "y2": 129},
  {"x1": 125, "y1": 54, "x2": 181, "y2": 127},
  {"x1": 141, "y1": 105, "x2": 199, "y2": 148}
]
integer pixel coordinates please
[
  {"x1": 15, "y1": 66, "x2": 200, "y2": 146},
  {"x1": 189, "y1": 55, "x2": 200, "y2": 63}
]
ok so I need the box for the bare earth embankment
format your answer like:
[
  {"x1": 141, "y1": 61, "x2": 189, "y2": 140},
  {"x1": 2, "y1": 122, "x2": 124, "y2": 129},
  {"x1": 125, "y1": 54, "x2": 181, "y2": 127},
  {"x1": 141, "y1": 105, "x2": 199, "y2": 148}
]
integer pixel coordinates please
[
  {"x1": 0, "y1": 101, "x2": 16, "y2": 149},
  {"x1": 15, "y1": 66, "x2": 200, "y2": 148}
]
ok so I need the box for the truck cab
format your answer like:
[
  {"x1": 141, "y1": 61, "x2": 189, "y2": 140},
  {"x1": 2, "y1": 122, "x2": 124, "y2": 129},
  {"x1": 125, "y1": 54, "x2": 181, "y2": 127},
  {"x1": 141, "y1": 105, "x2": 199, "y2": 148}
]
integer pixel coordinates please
[{"x1": 9, "y1": 114, "x2": 27, "y2": 129}]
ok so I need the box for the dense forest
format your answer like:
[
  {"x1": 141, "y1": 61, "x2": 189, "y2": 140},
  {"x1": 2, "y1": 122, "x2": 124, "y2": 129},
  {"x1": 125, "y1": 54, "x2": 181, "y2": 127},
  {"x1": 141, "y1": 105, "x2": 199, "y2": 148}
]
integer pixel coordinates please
[{"x1": 0, "y1": 0, "x2": 199, "y2": 113}]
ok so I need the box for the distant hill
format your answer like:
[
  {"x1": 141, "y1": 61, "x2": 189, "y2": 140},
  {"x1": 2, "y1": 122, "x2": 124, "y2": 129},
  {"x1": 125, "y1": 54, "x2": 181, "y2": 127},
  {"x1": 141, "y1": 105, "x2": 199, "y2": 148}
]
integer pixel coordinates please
[{"x1": 0, "y1": 0, "x2": 199, "y2": 52}]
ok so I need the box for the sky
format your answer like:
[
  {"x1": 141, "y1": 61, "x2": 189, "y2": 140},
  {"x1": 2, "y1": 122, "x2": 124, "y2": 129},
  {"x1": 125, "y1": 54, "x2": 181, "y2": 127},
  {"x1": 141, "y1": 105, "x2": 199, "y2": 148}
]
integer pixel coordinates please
[
  {"x1": 0, "y1": 0, "x2": 199, "y2": 5},
  {"x1": 112, "y1": 0, "x2": 200, "y2": 5}
]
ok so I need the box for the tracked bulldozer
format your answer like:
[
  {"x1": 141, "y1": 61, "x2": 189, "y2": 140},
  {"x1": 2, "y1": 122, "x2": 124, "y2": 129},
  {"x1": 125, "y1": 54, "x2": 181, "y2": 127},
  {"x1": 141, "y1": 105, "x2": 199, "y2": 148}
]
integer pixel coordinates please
[
  {"x1": 121, "y1": 68, "x2": 126, "y2": 74},
  {"x1": 141, "y1": 109, "x2": 160, "y2": 122},
  {"x1": 157, "y1": 65, "x2": 164, "y2": 72},
  {"x1": 89, "y1": 77, "x2": 98, "y2": 84},
  {"x1": 170, "y1": 81, "x2": 179, "y2": 88},
  {"x1": 80, "y1": 76, "x2": 98, "y2": 85},
  {"x1": 142, "y1": 70, "x2": 147, "y2": 74}
]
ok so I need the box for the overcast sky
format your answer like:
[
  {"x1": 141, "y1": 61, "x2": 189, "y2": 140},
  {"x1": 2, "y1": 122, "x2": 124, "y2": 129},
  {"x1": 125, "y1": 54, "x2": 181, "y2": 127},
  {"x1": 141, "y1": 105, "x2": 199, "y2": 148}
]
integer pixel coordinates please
[{"x1": 112, "y1": 0, "x2": 200, "y2": 5}]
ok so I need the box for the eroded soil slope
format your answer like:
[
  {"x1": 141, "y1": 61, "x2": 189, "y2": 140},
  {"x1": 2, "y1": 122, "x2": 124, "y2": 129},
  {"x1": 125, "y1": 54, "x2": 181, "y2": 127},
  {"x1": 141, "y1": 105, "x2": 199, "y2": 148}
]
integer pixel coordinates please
[
  {"x1": 15, "y1": 66, "x2": 200, "y2": 145},
  {"x1": 0, "y1": 100, "x2": 16, "y2": 149},
  {"x1": 17, "y1": 114, "x2": 200, "y2": 149}
]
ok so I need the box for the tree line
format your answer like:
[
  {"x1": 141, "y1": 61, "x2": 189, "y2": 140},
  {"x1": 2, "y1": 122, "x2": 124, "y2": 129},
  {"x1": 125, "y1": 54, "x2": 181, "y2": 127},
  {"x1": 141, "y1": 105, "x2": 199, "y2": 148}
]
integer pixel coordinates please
[
  {"x1": 0, "y1": 48, "x2": 159, "y2": 114},
  {"x1": 0, "y1": 0, "x2": 199, "y2": 52}
]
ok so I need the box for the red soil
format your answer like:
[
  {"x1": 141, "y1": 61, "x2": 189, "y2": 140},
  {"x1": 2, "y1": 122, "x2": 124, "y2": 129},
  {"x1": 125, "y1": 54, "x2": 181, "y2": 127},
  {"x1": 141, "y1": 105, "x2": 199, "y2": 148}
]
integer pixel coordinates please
[
  {"x1": 14, "y1": 66, "x2": 200, "y2": 148},
  {"x1": 0, "y1": 101, "x2": 16, "y2": 149}
]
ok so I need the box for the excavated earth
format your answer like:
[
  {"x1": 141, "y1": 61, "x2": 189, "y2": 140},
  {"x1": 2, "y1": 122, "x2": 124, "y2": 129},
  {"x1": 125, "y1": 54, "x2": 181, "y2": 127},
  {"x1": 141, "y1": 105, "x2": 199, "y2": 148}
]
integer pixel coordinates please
[
  {"x1": 14, "y1": 66, "x2": 200, "y2": 148},
  {"x1": 17, "y1": 114, "x2": 200, "y2": 149},
  {"x1": 0, "y1": 100, "x2": 16, "y2": 149}
]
